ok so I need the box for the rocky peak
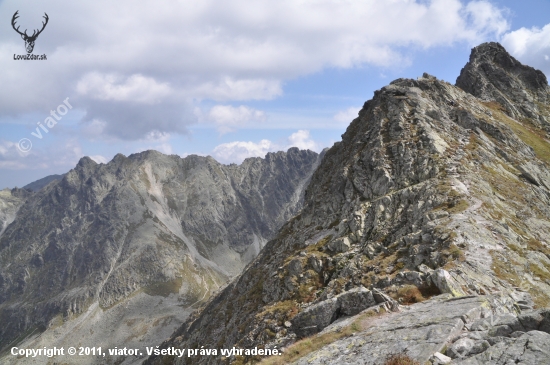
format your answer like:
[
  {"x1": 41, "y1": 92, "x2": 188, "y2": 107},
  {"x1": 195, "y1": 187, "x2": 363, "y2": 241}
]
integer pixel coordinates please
[
  {"x1": 76, "y1": 155, "x2": 98, "y2": 168},
  {"x1": 456, "y1": 42, "x2": 550, "y2": 130}
]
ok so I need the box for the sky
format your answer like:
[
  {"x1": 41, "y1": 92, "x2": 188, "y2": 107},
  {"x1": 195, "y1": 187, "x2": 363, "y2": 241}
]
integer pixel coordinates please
[{"x1": 1, "y1": 0, "x2": 550, "y2": 189}]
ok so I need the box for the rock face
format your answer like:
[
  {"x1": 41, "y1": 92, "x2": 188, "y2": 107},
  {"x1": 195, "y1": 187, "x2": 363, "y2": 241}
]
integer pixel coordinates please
[
  {"x1": 456, "y1": 42, "x2": 550, "y2": 133},
  {"x1": 291, "y1": 286, "x2": 378, "y2": 338},
  {"x1": 293, "y1": 294, "x2": 550, "y2": 365},
  {"x1": 0, "y1": 148, "x2": 321, "y2": 362},
  {"x1": 146, "y1": 42, "x2": 550, "y2": 365},
  {"x1": 0, "y1": 188, "x2": 31, "y2": 239}
]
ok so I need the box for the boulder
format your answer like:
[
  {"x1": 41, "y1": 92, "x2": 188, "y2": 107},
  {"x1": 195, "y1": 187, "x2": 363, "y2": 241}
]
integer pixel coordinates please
[
  {"x1": 288, "y1": 259, "x2": 303, "y2": 277},
  {"x1": 292, "y1": 286, "x2": 378, "y2": 338},
  {"x1": 337, "y1": 286, "x2": 376, "y2": 316},
  {"x1": 429, "y1": 269, "x2": 466, "y2": 297},
  {"x1": 447, "y1": 337, "x2": 489, "y2": 358},
  {"x1": 291, "y1": 298, "x2": 339, "y2": 338},
  {"x1": 327, "y1": 237, "x2": 351, "y2": 253},
  {"x1": 431, "y1": 352, "x2": 452, "y2": 364}
]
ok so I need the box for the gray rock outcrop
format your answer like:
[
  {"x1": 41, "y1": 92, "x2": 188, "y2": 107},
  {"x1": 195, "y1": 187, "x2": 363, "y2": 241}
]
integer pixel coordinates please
[
  {"x1": 456, "y1": 42, "x2": 550, "y2": 132},
  {"x1": 0, "y1": 188, "x2": 31, "y2": 239},
  {"x1": 292, "y1": 294, "x2": 550, "y2": 365},
  {"x1": 291, "y1": 286, "x2": 379, "y2": 337}
]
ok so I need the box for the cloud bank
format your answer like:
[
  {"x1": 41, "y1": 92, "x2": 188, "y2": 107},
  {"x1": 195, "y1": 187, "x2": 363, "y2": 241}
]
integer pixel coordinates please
[{"x1": 0, "y1": 0, "x2": 509, "y2": 141}]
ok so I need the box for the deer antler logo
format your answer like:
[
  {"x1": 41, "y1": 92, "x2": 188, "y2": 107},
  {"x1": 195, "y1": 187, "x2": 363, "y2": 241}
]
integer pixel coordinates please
[{"x1": 12, "y1": 11, "x2": 49, "y2": 54}]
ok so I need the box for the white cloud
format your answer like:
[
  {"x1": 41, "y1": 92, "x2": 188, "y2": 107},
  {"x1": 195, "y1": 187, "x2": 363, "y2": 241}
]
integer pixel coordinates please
[
  {"x1": 89, "y1": 155, "x2": 108, "y2": 164},
  {"x1": 0, "y1": 0, "x2": 510, "y2": 140},
  {"x1": 212, "y1": 129, "x2": 320, "y2": 163},
  {"x1": 189, "y1": 78, "x2": 282, "y2": 101},
  {"x1": 334, "y1": 107, "x2": 361, "y2": 124},
  {"x1": 143, "y1": 131, "x2": 171, "y2": 142},
  {"x1": 82, "y1": 119, "x2": 107, "y2": 137},
  {"x1": 464, "y1": 1, "x2": 509, "y2": 38},
  {"x1": 76, "y1": 73, "x2": 172, "y2": 104},
  {"x1": 501, "y1": 24, "x2": 550, "y2": 75},
  {"x1": 207, "y1": 105, "x2": 267, "y2": 133},
  {"x1": 287, "y1": 130, "x2": 317, "y2": 151},
  {"x1": 212, "y1": 139, "x2": 274, "y2": 164},
  {"x1": 0, "y1": 139, "x2": 84, "y2": 170},
  {"x1": 134, "y1": 132, "x2": 174, "y2": 155},
  {"x1": 137, "y1": 142, "x2": 173, "y2": 155},
  {"x1": 0, "y1": 141, "x2": 23, "y2": 169}
]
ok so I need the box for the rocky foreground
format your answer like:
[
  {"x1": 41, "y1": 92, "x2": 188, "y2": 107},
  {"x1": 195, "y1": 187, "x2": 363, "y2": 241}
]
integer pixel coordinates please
[
  {"x1": 146, "y1": 42, "x2": 550, "y2": 365},
  {"x1": 291, "y1": 293, "x2": 550, "y2": 365}
]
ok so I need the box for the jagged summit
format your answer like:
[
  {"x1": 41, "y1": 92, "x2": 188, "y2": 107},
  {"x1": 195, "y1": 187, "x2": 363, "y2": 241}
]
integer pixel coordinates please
[
  {"x1": 146, "y1": 43, "x2": 550, "y2": 365},
  {"x1": 457, "y1": 42, "x2": 550, "y2": 129},
  {"x1": 458, "y1": 42, "x2": 548, "y2": 92}
]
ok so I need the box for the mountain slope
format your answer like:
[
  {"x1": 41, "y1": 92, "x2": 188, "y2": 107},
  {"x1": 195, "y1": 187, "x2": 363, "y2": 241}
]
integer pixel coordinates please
[
  {"x1": 23, "y1": 174, "x2": 66, "y2": 192},
  {"x1": 0, "y1": 188, "x2": 31, "y2": 239},
  {"x1": 146, "y1": 42, "x2": 550, "y2": 365},
  {"x1": 0, "y1": 148, "x2": 322, "y2": 363}
]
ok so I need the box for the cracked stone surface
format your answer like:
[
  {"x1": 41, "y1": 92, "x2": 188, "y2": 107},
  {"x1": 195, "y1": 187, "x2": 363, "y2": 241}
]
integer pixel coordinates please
[
  {"x1": 445, "y1": 308, "x2": 550, "y2": 364},
  {"x1": 293, "y1": 295, "x2": 491, "y2": 365}
]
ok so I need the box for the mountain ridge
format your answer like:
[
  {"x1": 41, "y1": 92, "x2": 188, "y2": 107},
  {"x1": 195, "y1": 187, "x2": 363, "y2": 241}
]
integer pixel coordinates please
[{"x1": 145, "y1": 42, "x2": 550, "y2": 365}]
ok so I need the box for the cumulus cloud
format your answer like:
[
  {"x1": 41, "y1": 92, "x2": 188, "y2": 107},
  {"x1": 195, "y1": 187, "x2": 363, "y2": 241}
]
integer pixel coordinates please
[
  {"x1": 464, "y1": 1, "x2": 509, "y2": 38},
  {"x1": 76, "y1": 73, "x2": 172, "y2": 104},
  {"x1": 288, "y1": 130, "x2": 317, "y2": 150},
  {"x1": 212, "y1": 139, "x2": 274, "y2": 164},
  {"x1": 501, "y1": 24, "x2": 550, "y2": 75},
  {"x1": 0, "y1": 139, "x2": 84, "y2": 170},
  {"x1": 80, "y1": 100, "x2": 195, "y2": 140},
  {"x1": 189, "y1": 78, "x2": 282, "y2": 101},
  {"x1": 0, "y1": 0, "x2": 510, "y2": 141},
  {"x1": 206, "y1": 105, "x2": 267, "y2": 134},
  {"x1": 212, "y1": 129, "x2": 319, "y2": 163},
  {"x1": 132, "y1": 131, "x2": 175, "y2": 155}
]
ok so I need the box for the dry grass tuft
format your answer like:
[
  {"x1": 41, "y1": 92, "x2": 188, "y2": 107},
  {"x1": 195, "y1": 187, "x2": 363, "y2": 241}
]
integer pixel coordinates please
[
  {"x1": 449, "y1": 243, "x2": 466, "y2": 261},
  {"x1": 258, "y1": 309, "x2": 382, "y2": 365},
  {"x1": 526, "y1": 238, "x2": 550, "y2": 257},
  {"x1": 391, "y1": 285, "x2": 426, "y2": 305},
  {"x1": 384, "y1": 352, "x2": 421, "y2": 365},
  {"x1": 482, "y1": 101, "x2": 550, "y2": 164}
]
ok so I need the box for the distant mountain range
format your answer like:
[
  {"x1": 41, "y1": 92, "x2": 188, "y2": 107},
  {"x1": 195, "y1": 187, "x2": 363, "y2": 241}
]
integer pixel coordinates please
[
  {"x1": 22, "y1": 174, "x2": 66, "y2": 192},
  {"x1": 0, "y1": 148, "x2": 322, "y2": 364}
]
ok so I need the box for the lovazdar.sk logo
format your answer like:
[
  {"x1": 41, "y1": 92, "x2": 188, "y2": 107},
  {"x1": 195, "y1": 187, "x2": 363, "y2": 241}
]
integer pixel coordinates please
[{"x1": 12, "y1": 10, "x2": 48, "y2": 60}]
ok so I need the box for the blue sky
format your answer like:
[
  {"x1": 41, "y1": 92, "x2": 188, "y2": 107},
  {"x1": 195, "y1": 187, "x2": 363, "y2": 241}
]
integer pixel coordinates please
[{"x1": 1, "y1": 0, "x2": 550, "y2": 188}]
